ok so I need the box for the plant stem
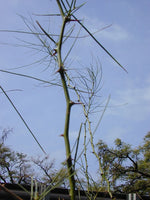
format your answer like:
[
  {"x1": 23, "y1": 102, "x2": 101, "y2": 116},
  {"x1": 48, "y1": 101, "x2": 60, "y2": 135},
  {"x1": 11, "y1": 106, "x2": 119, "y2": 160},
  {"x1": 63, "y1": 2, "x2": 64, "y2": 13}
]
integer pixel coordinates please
[{"x1": 56, "y1": 12, "x2": 75, "y2": 200}]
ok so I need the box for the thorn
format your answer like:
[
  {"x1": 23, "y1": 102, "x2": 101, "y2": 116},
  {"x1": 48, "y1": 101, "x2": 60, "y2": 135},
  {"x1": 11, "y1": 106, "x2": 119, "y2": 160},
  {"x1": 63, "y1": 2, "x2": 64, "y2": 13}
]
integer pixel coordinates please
[
  {"x1": 59, "y1": 134, "x2": 64, "y2": 137},
  {"x1": 52, "y1": 49, "x2": 57, "y2": 56},
  {"x1": 69, "y1": 101, "x2": 75, "y2": 106},
  {"x1": 55, "y1": 66, "x2": 67, "y2": 74},
  {"x1": 70, "y1": 100, "x2": 83, "y2": 106},
  {"x1": 66, "y1": 17, "x2": 80, "y2": 23},
  {"x1": 55, "y1": 66, "x2": 63, "y2": 74}
]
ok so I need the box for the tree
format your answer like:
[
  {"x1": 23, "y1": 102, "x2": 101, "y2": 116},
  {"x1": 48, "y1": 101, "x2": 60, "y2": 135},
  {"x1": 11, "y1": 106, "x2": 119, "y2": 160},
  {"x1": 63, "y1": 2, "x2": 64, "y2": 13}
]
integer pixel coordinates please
[
  {"x1": 0, "y1": 129, "x2": 32, "y2": 184},
  {"x1": 96, "y1": 132, "x2": 150, "y2": 195},
  {"x1": 0, "y1": 1, "x2": 126, "y2": 199},
  {"x1": 32, "y1": 155, "x2": 69, "y2": 187},
  {"x1": 0, "y1": 128, "x2": 65, "y2": 188}
]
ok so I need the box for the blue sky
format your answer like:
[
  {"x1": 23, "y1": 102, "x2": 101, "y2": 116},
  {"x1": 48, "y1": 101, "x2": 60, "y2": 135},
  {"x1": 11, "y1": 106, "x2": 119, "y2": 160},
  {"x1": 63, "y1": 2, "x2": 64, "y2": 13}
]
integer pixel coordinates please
[{"x1": 0, "y1": 0, "x2": 150, "y2": 172}]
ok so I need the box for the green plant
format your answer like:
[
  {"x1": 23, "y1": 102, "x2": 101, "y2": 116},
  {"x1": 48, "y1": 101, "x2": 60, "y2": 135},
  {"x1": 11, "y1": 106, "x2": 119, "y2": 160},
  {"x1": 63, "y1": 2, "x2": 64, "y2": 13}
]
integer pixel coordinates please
[{"x1": 0, "y1": 1, "x2": 126, "y2": 199}]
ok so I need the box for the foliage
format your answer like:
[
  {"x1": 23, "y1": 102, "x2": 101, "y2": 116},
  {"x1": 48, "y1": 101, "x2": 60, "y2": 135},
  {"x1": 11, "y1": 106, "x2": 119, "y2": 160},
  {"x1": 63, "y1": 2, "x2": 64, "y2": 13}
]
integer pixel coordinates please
[
  {"x1": 0, "y1": 128, "x2": 32, "y2": 184},
  {"x1": 0, "y1": 141, "x2": 32, "y2": 184},
  {"x1": 0, "y1": 128, "x2": 59, "y2": 186},
  {"x1": 96, "y1": 132, "x2": 150, "y2": 195}
]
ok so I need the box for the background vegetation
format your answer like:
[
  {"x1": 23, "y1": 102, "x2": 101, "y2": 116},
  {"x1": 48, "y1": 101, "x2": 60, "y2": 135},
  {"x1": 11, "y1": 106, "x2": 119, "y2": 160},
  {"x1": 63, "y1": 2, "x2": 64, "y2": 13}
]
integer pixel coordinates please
[{"x1": 0, "y1": 128, "x2": 150, "y2": 196}]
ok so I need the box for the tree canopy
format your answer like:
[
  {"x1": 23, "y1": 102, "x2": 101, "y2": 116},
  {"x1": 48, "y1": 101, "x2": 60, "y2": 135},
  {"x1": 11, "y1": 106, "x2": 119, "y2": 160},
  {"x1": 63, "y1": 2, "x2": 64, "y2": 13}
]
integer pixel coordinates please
[
  {"x1": 0, "y1": 128, "x2": 65, "y2": 186},
  {"x1": 96, "y1": 132, "x2": 150, "y2": 195}
]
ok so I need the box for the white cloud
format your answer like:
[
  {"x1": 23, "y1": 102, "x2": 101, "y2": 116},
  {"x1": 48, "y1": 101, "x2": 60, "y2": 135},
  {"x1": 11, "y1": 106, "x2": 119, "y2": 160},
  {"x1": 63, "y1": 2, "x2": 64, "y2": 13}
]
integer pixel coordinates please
[
  {"x1": 100, "y1": 24, "x2": 129, "y2": 41},
  {"x1": 109, "y1": 84, "x2": 150, "y2": 121},
  {"x1": 80, "y1": 15, "x2": 130, "y2": 42}
]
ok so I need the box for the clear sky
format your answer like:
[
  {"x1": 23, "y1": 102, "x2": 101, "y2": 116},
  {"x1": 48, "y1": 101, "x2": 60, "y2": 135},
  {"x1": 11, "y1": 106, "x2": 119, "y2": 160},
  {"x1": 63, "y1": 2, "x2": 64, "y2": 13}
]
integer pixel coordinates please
[{"x1": 0, "y1": 0, "x2": 150, "y2": 172}]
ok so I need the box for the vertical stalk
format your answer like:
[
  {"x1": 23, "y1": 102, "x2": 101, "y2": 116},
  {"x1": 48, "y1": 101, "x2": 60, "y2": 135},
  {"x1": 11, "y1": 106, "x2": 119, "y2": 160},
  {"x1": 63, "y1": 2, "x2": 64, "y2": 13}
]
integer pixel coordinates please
[
  {"x1": 83, "y1": 123, "x2": 90, "y2": 192},
  {"x1": 56, "y1": 12, "x2": 75, "y2": 200}
]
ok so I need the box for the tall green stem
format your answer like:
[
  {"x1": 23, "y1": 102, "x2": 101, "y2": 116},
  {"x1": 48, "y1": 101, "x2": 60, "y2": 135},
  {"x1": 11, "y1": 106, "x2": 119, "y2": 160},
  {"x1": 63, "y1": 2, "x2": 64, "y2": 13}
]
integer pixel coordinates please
[{"x1": 56, "y1": 11, "x2": 75, "y2": 200}]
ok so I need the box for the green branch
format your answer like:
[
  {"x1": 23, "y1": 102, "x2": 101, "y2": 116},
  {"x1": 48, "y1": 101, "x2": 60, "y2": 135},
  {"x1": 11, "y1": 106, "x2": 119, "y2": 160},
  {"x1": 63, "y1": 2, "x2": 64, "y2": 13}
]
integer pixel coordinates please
[
  {"x1": 72, "y1": 15, "x2": 127, "y2": 73},
  {"x1": 56, "y1": 6, "x2": 75, "y2": 199}
]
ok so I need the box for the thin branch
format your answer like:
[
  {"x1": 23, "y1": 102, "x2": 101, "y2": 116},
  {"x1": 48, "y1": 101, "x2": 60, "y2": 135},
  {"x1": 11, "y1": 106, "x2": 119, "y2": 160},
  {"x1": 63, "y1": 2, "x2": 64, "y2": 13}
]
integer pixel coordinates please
[
  {"x1": 60, "y1": 0, "x2": 68, "y2": 13},
  {"x1": 73, "y1": 123, "x2": 82, "y2": 169},
  {"x1": 36, "y1": 21, "x2": 56, "y2": 44},
  {"x1": 0, "y1": 85, "x2": 46, "y2": 154},
  {"x1": 33, "y1": 13, "x2": 61, "y2": 16},
  {"x1": 0, "y1": 24, "x2": 112, "y2": 39},
  {"x1": 0, "y1": 89, "x2": 22, "y2": 94},
  {"x1": 76, "y1": 95, "x2": 110, "y2": 162},
  {"x1": 63, "y1": 23, "x2": 82, "y2": 63},
  {"x1": 56, "y1": 0, "x2": 65, "y2": 17},
  {"x1": 0, "y1": 69, "x2": 60, "y2": 86},
  {"x1": 93, "y1": 95, "x2": 111, "y2": 135},
  {"x1": 72, "y1": 15, "x2": 127, "y2": 73}
]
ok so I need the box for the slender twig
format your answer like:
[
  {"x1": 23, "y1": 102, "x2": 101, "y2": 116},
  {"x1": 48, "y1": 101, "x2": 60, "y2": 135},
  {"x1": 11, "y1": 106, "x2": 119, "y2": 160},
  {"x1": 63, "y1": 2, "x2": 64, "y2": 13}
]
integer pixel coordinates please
[
  {"x1": 0, "y1": 85, "x2": 46, "y2": 154},
  {"x1": 56, "y1": 0, "x2": 65, "y2": 17},
  {"x1": 0, "y1": 69, "x2": 60, "y2": 86},
  {"x1": 36, "y1": 21, "x2": 56, "y2": 44},
  {"x1": 73, "y1": 123, "x2": 82, "y2": 170},
  {"x1": 83, "y1": 123, "x2": 90, "y2": 192},
  {"x1": 0, "y1": 24, "x2": 112, "y2": 39},
  {"x1": 72, "y1": 15, "x2": 127, "y2": 73}
]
